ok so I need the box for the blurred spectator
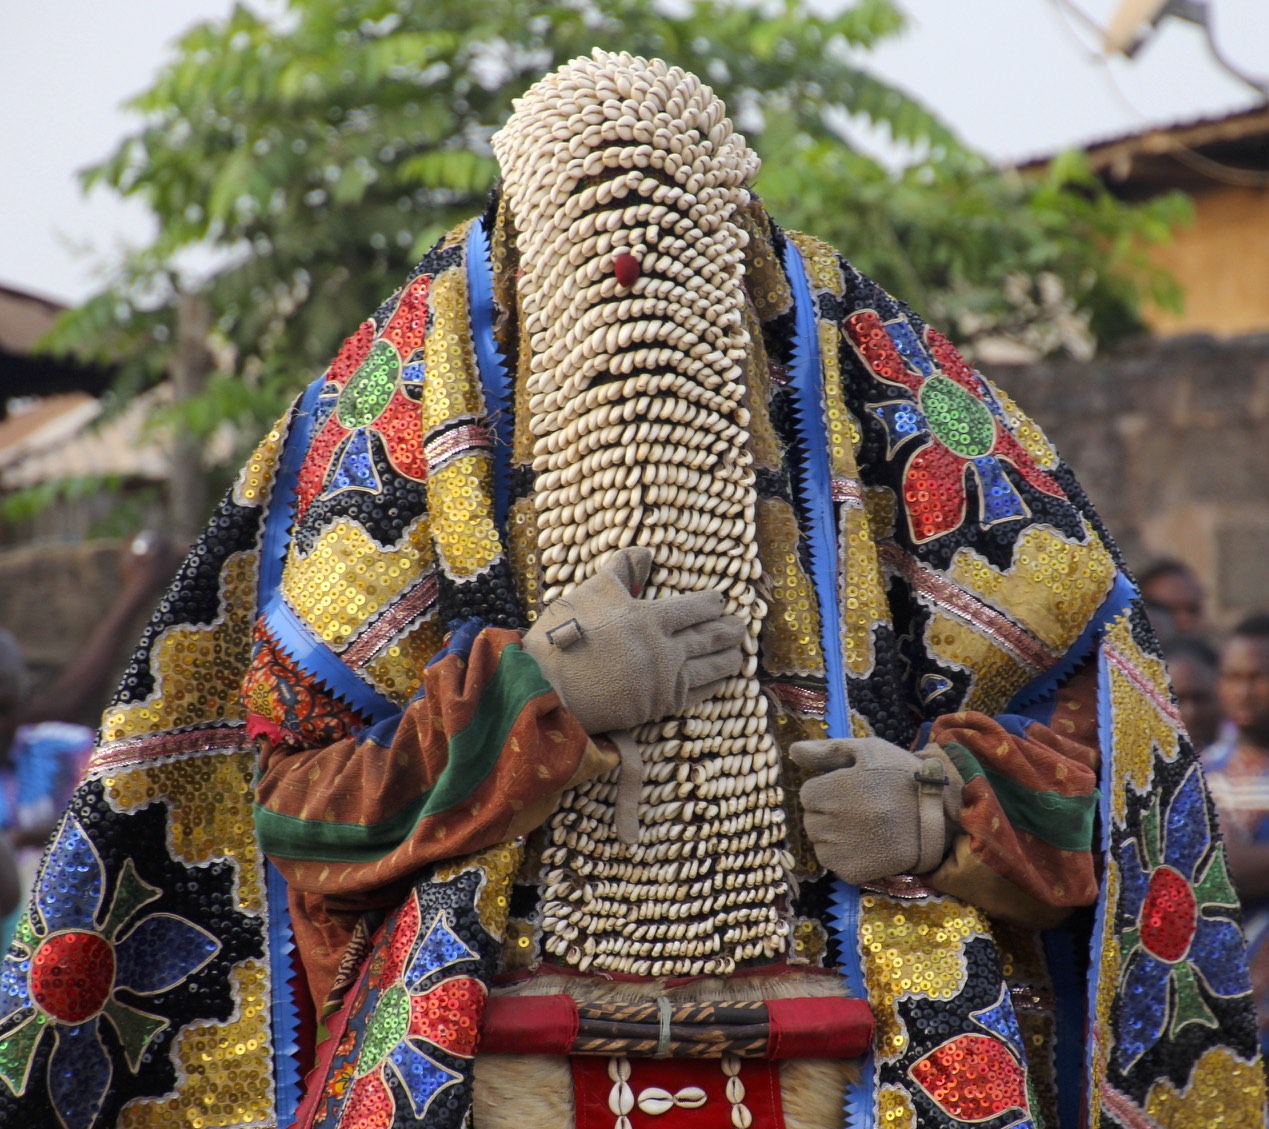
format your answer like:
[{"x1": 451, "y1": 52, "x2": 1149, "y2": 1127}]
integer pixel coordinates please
[
  {"x1": 1202, "y1": 613, "x2": 1269, "y2": 1057},
  {"x1": 1163, "y1": 635, "x2": 1222, "y2": 750},
  {"x1": 0, "y1": 630, "x2": 93, "y2": 947},
  {"x1": 0, "y1": 533, "x2": 183, "y2": 948},
  {"x1": 1139, "y1": 558, "x2": 1208, "y2": 641}
]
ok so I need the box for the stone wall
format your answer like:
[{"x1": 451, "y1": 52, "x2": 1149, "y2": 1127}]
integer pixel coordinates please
[
  {"x1": 996, "y1": 332, "x2": 1269, "y2": 629},
  {"x1": 2, "y1": 332, "x2": 1266, "y2": 706},
  {"x1": 0, "y1": 540, "x2": 151, "y2": 728}
]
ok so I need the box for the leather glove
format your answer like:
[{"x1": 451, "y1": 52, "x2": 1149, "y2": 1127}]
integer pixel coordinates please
[
  {"x1": 789, "y1": 737, "x2": 964, "y2": 884},
  {"x1": 522, "y1": 547, "x2": 746, "y2": 735}
]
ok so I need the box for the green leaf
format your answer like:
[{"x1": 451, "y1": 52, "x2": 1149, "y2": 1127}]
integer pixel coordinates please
[{"x1": 42, "y1": 0, "x2": 1185, "y2": 460}]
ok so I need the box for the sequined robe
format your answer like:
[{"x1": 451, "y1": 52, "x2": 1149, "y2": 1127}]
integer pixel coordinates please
[{"x1": 0, "y1": 203, "x2": 1263, "y2": 1129}]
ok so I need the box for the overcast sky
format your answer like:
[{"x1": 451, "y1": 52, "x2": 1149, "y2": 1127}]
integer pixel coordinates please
[{"x1": 3, "y1": 0, "x2": 1266, "y2": 306}]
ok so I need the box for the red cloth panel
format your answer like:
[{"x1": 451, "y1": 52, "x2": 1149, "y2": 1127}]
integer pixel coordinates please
[
  {"x1": 479, "y1": 993, "x2": 579, "y2": 1055},
  {"x1": 765, "y1": 996, "x2": 873, "y2": 1059},
  {"x1": 572, "y1": 1055, "x2": 783, "y2": 1129}
]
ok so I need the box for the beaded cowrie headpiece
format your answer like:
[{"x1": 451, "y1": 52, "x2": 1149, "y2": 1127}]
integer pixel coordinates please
[{"x1": 493, "y1": 50, "x2": 792, "y2": 977}]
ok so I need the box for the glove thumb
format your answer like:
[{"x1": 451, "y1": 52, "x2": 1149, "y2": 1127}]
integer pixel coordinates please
[
  {"x1": 788, "y1": 739, "x2": 859, "y2": 774},
  {"x1": 600, "y1": 545, "x2": 653, "y2": 597}
]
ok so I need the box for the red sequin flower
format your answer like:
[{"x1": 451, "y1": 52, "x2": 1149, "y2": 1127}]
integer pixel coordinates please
[
  {"x1": 336, "y1": 891, "x2": 486, "y2": 1129},
  {"x1": 910, "y1": 986, "x2": 1033, "y2": 1125},
  {"x1": 295, "y1": 276, "x2": 431, "y2": 522},
  {"x1": 0, "y1": 817, "x2": 219, "y2": 1129},
  {"x1": 845, "y1": 310, "x2": 1065, "y2": 544},
  {"x1": 1115, "y1": 765, "x2": 1247, "y2": 1072}
]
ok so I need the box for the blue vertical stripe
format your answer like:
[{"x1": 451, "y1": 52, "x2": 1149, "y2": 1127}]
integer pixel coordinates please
[
  {"x1": 466, "y1": 220, "x2": 514, "y2": 533},
  {"x1": 781, "y1": 238, "x2": 871, "y2": 1129}
]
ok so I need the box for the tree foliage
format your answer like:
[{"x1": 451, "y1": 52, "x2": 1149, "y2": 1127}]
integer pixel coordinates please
[{"x1": 45, "y1": 0, "x2": 1188, "y2": 463}]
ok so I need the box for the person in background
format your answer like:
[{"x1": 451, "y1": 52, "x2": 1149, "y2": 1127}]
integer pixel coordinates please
[
  {"x1": 1203, "y1": 613, "x2": 1269, "y2": 1056},
  {"x1": 1139, "y1": 557, "x2": 1209, "y2": 641},
  {"x1": 0, "y1": 51, "x2": 1262, "y2": 1129},
  {"x1": 1162, "y1": 634, "x2": 1223, "y2": 750},
  {"x1": 0, "y1": 533, "x2": 182, "y2": 947},
  {"x1": 0, "y1": 631, "x2": 94, "y2": 947}
]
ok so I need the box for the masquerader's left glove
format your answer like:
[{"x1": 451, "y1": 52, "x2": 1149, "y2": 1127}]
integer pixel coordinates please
[{"x1": 788, "y1": 737, "x2": 964, "y2": 884}]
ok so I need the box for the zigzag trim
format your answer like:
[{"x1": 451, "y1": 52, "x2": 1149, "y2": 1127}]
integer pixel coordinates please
[
  {"x1": 781, "y1": 234, "x2": 873, "y2": 1127},
  {"x1": 255, "y1": 376, "x2": 399, "y2": 725}
]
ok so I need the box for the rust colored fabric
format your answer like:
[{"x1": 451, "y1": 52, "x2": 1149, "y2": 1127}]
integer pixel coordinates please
[
  {"x1": 254, "y1": 624, "x2": 616, "y2": 1009},
  {"x1": 927, "y1": 659, "x2": 1101, "y2": 913}
]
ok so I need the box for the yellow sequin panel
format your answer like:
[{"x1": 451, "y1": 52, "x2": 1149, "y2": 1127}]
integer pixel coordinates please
[
  {"x1": 1143, "y1": 1045, "x2": 1267, "y2": 1127},
  {"x1": 785, "y1": 231, "x2": 846, "y2": 297},
  {"x1": 860, "y1": 893, "x2": 983, "y2": 1060},
  {"x1": 281, "y1": 516, "x2": 432, "y2": 649},
  {"x1": 984, "y1": 380, "x2": 1060, "y2": 470},
  {"x1": 508, "y1": 495, "x2": 542, "y2": 621},
  {"x1": 232, "y1": 411, "x2": 287, "y2": 509},
  {"x1": 491, "y1": 197, "x2": 519, "y2": 359},
  {"x1": 737, "y1": 203, "x2": 792, "y2": 322},
  {"x1": 741, "y1": 301, "x2": 784, "y2": 472},
  {"x1": 1089, "y1": 861, "x2": 1122, "y2": 1129},
  {"x1": 949, "y1": 519, "x2": 1116, "y2": 654},
  {"x1": 864, "y1": 485, "x2": 898, "y2": 541},
  {"x1": 1105, "y1": 614, "x2": 1179, "y2": 826},
  {"x1": 789, "y1": 917, "x2": 829, "y2": 966},
  {"x1": 839, "y1": 504, "x2": 887, "y2": 678},
  {"x1": 118, "y1": 961, "x2": 273, "y2": 1129},
  {"x1": 512, "y1": 304, "x2": 537, "y2": 466},
  {"x1": 429, "y1": 457, "x2": 502, "y2": 578},
  {"x1": 101, "y1": 552, "x2": 256, "y2": 743},
  {"x1": 362, "y1": 614, "x2": 445, "y2": 702},
  {"x1": 926, "y1": 612, "x2": 1032, "y2": 716},
  {"x1": 877, "y1": 1085, "x2": 918, "y2": 1129},
  {"x1": 756, "y1": 497, "x2": 824, "y2": 676},
  {"x1": 502, "y1": 917, "x2": 539, "y2": 971},
  {"x1": 819, "y1": 322, "x2": 858, "y2": 483},
  {"x1": 441, "y1": 217, "x2": 475, "y2": 251},
  {"x1": 104, "y1": 750, "x2": 263, "y2": 914},
  {"x1": 422, "y1": 265, "x2": 482, "y2": 432},
  {"x1": 850, "y1": 709, "x2": 875, "y2": 738},
  {"x1": 433, "y1": 841, "x2": 525, "y2": 941}
]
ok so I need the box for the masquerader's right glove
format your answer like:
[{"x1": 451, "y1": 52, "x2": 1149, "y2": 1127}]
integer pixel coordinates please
[
  {"x1": 522, "y1": 547, "x2": 746, "y2": 736},
  {"x1": 789, "y1": 737, "x2": 964, "y2": 883}
]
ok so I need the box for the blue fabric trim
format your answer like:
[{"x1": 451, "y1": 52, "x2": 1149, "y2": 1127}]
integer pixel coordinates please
[
  {"x1": 1087, "y1": 639, "x2": 1119, "y2": 1120},
  {"x1": 361, "y1": 709, "x2": 406, "y2": 749},
  {"x1": 255, "y1": 372, "x2": 399, "y2": 726},
  {"x1": 1007, "y1": 571, "x2": 1137, "y2": 713},
  {"x1": 258, "y1": 377, "x2": 325, "y2": 603},
  {"x1": 996, "y1": 713, "x2": 1035, "y2": 740},
  {"x1": 261, "y1": 596, "x2": 399, "y2": 723},
  {"x1": 781, "y1": 238, "x2": 871, "y2": 1129},
  {"x1": 435, "y1": 617, "x2": 485, "y2": 665},
  {"x1": 254, "y1": 382, "x2": 323, "y2": 1127},
  {"x1": 265, "y1": 859, "x2": 302, "y2": 1123},
  {"x1": 466, "y1": 220, "x2": 514, "y2": 533}
]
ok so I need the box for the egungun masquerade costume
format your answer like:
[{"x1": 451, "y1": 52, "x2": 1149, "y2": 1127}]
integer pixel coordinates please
[{"x1": 1, "y1": 51, "x2": 1262, "y2": 1129}]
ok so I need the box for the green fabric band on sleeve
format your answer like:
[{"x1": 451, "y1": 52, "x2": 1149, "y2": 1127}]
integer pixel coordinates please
[
  {"x1": 254, "y1": 643, "x2": 553, "y2": 863},
  {"x1": 942, "y1": 741, "x2": 1098, "y2": 854}
]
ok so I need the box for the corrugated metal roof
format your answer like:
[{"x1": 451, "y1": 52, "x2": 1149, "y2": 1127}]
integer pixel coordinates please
[
  {"x1": 1016, "y1": 102, "x2": 1269, "y2": 183},
  {"x1": 0, "y1": 390, "x2": 170, "y2": 488}
]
